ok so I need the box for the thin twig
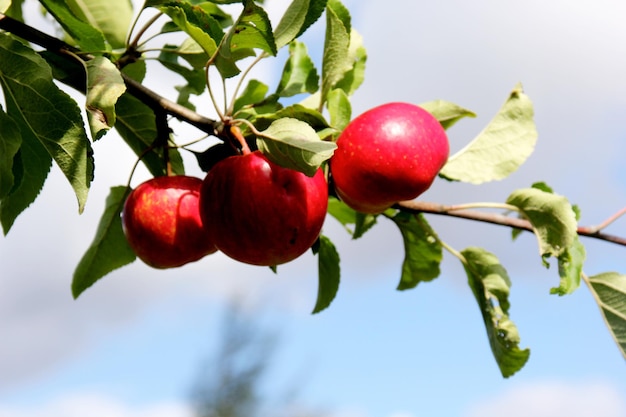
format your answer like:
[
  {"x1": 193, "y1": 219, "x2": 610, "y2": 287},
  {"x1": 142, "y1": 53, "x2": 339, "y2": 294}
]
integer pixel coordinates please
[
  {"x1": 396, "y1": 200, "x2": 626, "y2": 247},
  {"x1": 578, "y1": 206, "x2": 626, "y2": 235}
]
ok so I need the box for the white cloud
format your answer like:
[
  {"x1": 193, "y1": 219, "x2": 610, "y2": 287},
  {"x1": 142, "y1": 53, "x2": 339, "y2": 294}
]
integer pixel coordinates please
[
  {"x1": 464, "y1": 379, "x2": 626, "y2": 417},
  {"x1": 0, "y1": 393, "x2": 192, "y2": 417}
]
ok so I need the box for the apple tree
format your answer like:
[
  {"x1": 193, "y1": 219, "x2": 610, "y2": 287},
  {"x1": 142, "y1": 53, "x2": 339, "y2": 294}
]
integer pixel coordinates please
[{"x1": 1, "y1": 0, "x2": 625, "y2": 378}]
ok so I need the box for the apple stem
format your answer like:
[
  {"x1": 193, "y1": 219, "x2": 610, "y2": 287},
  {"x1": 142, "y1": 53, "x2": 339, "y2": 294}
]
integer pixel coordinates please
[{"x1": 230, "y1": 125, "x2": 251, "y2": 155}]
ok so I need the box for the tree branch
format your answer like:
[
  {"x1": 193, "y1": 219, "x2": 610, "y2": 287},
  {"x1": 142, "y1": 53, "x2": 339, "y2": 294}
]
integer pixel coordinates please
[
  {"x1": 0, "y1": 12, "x2": 221, "y2": 136},
  {"x1": 3, "y1": 13, "x2": 626, "y2": 248},
  {"x1": 396, "y1": 200, "x2": 626, "y2": 247}
]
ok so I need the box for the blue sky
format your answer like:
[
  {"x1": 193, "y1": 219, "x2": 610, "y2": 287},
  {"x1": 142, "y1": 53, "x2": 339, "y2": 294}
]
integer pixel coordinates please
[{"x1": 2, "y1": 0, "x2": 626, "y2": 416}]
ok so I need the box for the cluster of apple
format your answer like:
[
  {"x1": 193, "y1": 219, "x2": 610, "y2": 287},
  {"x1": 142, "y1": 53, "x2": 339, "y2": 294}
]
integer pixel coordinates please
[{"x1": 121, "y1": 102, "x2": 449, "y2": 269}]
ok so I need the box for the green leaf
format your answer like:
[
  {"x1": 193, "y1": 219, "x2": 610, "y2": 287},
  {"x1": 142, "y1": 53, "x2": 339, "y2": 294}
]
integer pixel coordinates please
[
  {"x1": 3, "y1": 0, "x2": 24, "y2": 19},
  {"x1": 320, "y1": 0, "x2": 351, "y2": 106},
  {"x1": 148, "y1": 1, "x2": 224, "y2": 57},
  {"x1": 121, "y1": 60, "x2": 146, "y2": 83},
  {"x1": 115, "y1": 93, "x2": 184, "y2": 176},
  {"x1": 157, "y1": 44, "x2": 206, "y2": 109},
  {"x1": 587, "y1": 272, "x2": 626, "y2": 360},
  {"x1": 506, "y1": 187, "x2": 578, "y2": 261},
  {"x1": 223, "y1": 0, "x2": 276, "y2": 57},
  {"x1": 0, "y1": 108, "x2": 21, "y2": 199},
  {"x1": 63, "y1": 0, "x2": 133, "y2": 49},
  {"x1": 333, "y1": 29, "x2": 366, "y2": 96},
  {"x1": 311, "y1": 235, "x2": 340, "y2": 314},
  {"x1": 353, "y1": 212, "x2": 377, "y2": 239},
  {"x1": 439, "y1": 84, "x2": 537, "y2": 183},
  {"x1": 233, "y1": 79, "x2": 269, "y2": 114},
  {"x1": 173, "y1": 37, "x2": 212, "y2": 69},
  {"x1": 327, "y1": 196, "x2": 357, "y2": 233},
  {"x1": 531, "y1": 181, "x2": 554, "y2": 193},
  {"x1": 327, "y1": 196, "x2": 377, "y2": 238},
  {"x1": 419, "y1": 100, "x2": 477, "y2": 130},
  {"x1": 72, "y1": 186, "x2": 136, "y2": 298},
  {"x1": 275, "y1": 40, "x2": 319, "y2": 97},
  {"x1": 242, "y1": 103, "x2": 334, "y2": 141},
  {"x1": 0, "y1": 33, "x2": 94, "y2": 213},
  {"x1": 39, "y1": 0, "x2": 107, "y2": 52},
  {"x1": 390, "y1": 212, "x2": 442, "y2": 290},
  {"x1": 249, "y1": 104, "x2": 330, "y2": 134},
  {"x1": 256, "y1": 117, "x2": 337, "y2": 176},
  {"x1": 232, "y1": 94, "x2": 282, "y2": 121},
  {"x1": 209, "y1": 0, "x2": 276, "y2": 78},
  {"x1": 86, "y1": 56, "x2": 126, "y2": 140},
  {"x1": 0, "y1": 103, "x2": 52, "y2": 234},
  {"x1": 462, "y1": 247, "x2": 530, "y2": 378},
  {"x1": 274, "y1": 0, "x2": 327, "y2": 49},
  {"x1": 552, "y1": 237, "x2": 585, "y2": 296},
  {"x1": 326, "y1": 88, "x2": 351, "y2": 132}
]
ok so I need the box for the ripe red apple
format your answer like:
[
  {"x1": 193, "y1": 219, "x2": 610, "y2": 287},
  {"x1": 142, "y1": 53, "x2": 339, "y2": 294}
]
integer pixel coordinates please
[
  {"x1": 330, "y1": 102, "x2": 449, "y2": 213},
  {"x1": 199, "y1": 150, "x2": 328, "y2": 266},
  {"x1": 122, "y1": 176, "x2": 217, "y2": 268}
]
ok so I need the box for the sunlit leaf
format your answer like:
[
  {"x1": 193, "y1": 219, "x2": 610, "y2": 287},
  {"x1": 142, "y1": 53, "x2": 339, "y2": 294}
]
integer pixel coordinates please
[
  {"x1": 390, "y1": 212, "x2": 442, "y2": 290},
  {"x1": 462, "y1": 247, "x2": 530, "y2": 378},
  {"x1": 0, "y1": 33, "x2": 93, "y2": 214},
  {"x1": 320, "y1": 0, "x2": 351, "y2": 106},
  {"x1": 224, "y1": 0, "x2": 276, "y2": 57},
  {"x1": 249, "y1": 104, "x2": 330, "y2": 133},
  {"x1": 419, "y1": 100, "x2": 476, "y2": 130},
  {"x1": 506, "y1": 187, "x2": 578, "y2": 262},
  {"x1": 233, "y1": 79, "x2": 269, "y2": 114},
  {"x1": 174, "y1": 37, "x2": 211, "y2": 70},
  {"x1": 274, "y1": 0, "x2": 328, "y2": 49},
  {"x1": 72, "y1": 186, "x2": 136, "y2": 298},
  {"x1": 333, "y1": 29, "x2": 366, "y2": 96},
  {"x1": 587, "y1": 272, "x2": 626, "y2": 360},
  {"x1": 312, "y1": 235, "x2": 340, "y2": 314},
  {"x1": 64, "y1": 0, "x2": 133, "y2": 49},
  {"x1": 39, "y1": 0, "x2": 107, "y2": 52},
  {"x1": 86, "y1": 56, "x2": 126, "y2": 139},
  {"x1": 148, "y1": 1, "x2": 224, "y2": 57},
  {"x1": 439, "y1": 84, "x2": 537, "y2": 183},
  {"x1": 257, "y1": 117, "x2": 336, "y2": 176},
  {"x1": 210, "y1": 0, "x2": 276, "y2": 78},
  {"x1": 326, "y1": 88, "x2": 351, "y2": 132},
  {"x1": 275, "y1": 40, "x2": 319, "y2": 97},
  {"x1": 552, "y1": 237, "x2": 585, "y2": 295}
]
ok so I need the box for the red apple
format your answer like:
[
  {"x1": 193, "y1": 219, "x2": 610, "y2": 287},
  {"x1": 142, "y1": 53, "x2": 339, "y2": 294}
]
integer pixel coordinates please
[
  {"x1": 122, "y1": 176, "x2": 217, "y2": 268},
  {"x1": 199, "y1": 150, "x2": 328, "y2": 266},
  {"x1": 330, "y1": 102, "x2": 449, "y2": 213}
]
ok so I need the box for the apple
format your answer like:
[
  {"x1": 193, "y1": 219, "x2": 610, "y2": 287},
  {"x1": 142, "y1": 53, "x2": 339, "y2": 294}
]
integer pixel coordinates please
[
  {"x1": 330, "y1": 102, "x2": 449, "y2": 213},
  {"x1": 199, "y1": 150, "x2": 328, "y2": 266},
  {"x1": 122, "y1": 175, "x2": 217, "y2": 268}
]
